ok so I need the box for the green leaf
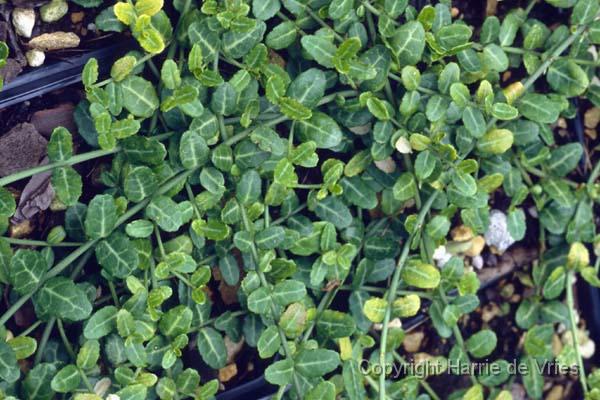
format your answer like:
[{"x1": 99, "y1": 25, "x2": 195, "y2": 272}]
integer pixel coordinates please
[
  {"x1": 393, "y1": 173, "x2": 417, "y2": 201},
  {"x1": 391, "y1": 21, "x2": 425, "y2": 65},
  {"x1": 223, "y1": 21, "x2": 266, "y2": 59},
  {"x1": 0, "y1": 340, "x2": 19, "y2": 383},
  {"x1": 121, "y1": 76, "x2": 159, "y2": 118},
  {"x1": 313, "y1": 196, "x2": 353, "y2": 229},
  {"x1": 124, "y1": 166, "x2": 158, "y2": 202},
  {"x1": 265, "y1": 358, "x2": 294, "y2": 385},
  {"x1": 402, "y1": 262, "x2": 441, "y2": 289},
  {"x1": 85, "y1": 194, "x2": 118, "y2": 239},
  {"x1": 316, "y1": 310, "x2": 356, "y2": 338},
  {"x1": 236, "y1": 170, "x2": 262, "y2": 205},
  {"x1": 84, "y1": 306, "x2": 118, "y2": 339},
  {"x1": 363, "y1": 297, "x2": 386, "y2": 323},
  {"x1": 542, "y1": 266, "x2": 566, "y2": 299},
  {"x1": 197, "y1": 327, "x2": 227, "y2": 369},
  {"x1": 96, "y1": 233, "x2": 139, "y2": 279},
  {"x1": 159, "y1": 305, "x2": 193, "y2": 337},
  {"x1": 466, "y1": 329, "x2": 497, "y2": 358},
  {"x1": 415, "y1": 150, "x2": 436, "y2": 180},
  {"x1": 51, "y1": 365, "x2": 81, "y2": 393},
  {"x1": 258, "y1": 326, "x2": 281, "y2": 359},
  {"x1": 47, "y1": 127, "x2": 73, "y2": 162},
  {"x1": 507, "y1": 208, "x2": 526, "y2": 241},
  {"x1": 482, "y1": 44, "x2": 509, "y2": 71},
  {"x1": 287, "y1": 68, "x2": 326, "y2": 108},
  {"x1": 253, "y1": 0, "x2": 280, "y2": 20},
  {"x1": 546, "y1": 143, "x2": 583, "y2": 177},
  {"x1": 547, "y1": 59, "x2": 589, "y2": 97},
  {"x1": 180, "y1": 130, "x2": 209, "y2": 169},
  {"x1": 426, "y1": 215, "x2": 451, "y2": 240},
  {"x1": 219, "y1": 253, "x2": 240, "y2": 285},
  {"x1": 452, "y1": 170, "x2": 478, "y2": 196},
  {"x1": 297, "y1": 112, "x2": 342, "y2": 149},
  {"x1": 571, "y1": 0, "x2": 599, "y2": 24},
  {"x1": 256, "y1": 226, "x2": 286, "y2": 250},
  {"x1": 0, "y1": 187, "x2": 16, "y2": 218},
  {"x1": 7, "y1": 336, "x2": 36, "y2": 360},
  {"x1": 517, "y1": 93, "x2": 562, "y2": 124},
  {"x1": 301, "y1": 35, "x2": 337, "y2": 68},
  {"x1": 306, "y1": 381, "x2": 336, "y2": 400},
  {"x1": 436, "y1": 24, "x2": 472, "y2": 50},
  {"x1": 266, "y1": 21, "x2": 298, "y2": 49},
  {"x1": 10, "y1": 249, "x2": 46, "y2": 296},
  {"x1": 294, "y1": 349, "x2": 340, "y2": 377},
  {"x1": 52, "y1": 167, "x2": 82, "y2": 206},
  {"x1": 34, "y1": 277, "x2": 93, "y2": 321},
  {"x1": 147, "y1": 196, "x2": 184, "y2": 232},
  {"x1": 272, "y1": 279, "x2": 306, "y2": 306},
  {"x1": 477, "y1": 129, "x2": 514, "y2": 154}
]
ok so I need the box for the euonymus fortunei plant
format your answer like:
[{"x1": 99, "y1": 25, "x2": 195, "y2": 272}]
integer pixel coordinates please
[{"x1": 1, "y1": 0, "x2": 600, "y2": 399}]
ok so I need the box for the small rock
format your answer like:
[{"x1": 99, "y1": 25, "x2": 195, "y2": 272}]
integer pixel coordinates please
[
  {"x1": 12, "y1": 8, "x2": 35, "y2": 38},
  {"x1": 71, "y1": 11, "x2": 84, "y2": 24},
  {"x1": 481, "y1": 304, "x2": 500, "y2": 322},
  {"x1": 395, "y1": 136, "x2": 412, "y2": 154},
  {"x1": 433, "y1": 245, "x2": 452, "y2": 267},
  {"x1": 106, "y1": 395, "x2": 120, "y2": 400},
  {"x1": 451, "y1": 7, "x2": 460, "y2": 17},
  {"x1": 403, "y1": 331, "x2": 424, "y2": 353},
  {"x1": 545, "y1": 386, "x2": 564, "y2": 400},
  {"x1": 28, "y1": 32, "x2": 80, "y2": 51},
  {"x1": 94, "y1": 378, "x2": 111, "y2": 397},
  {"x1": 218, "y1": 364, "x2": 238, "y2": 383},
  {"x1": 41, "y1": 0, "x2": 69, "y2": 23},
  {"x1": 25, "y1": 49, "x2": 45, "y2": 67},
  {"x1": 451, "y1": 225, "x2": 473, "y2": 242},
  {"x1": 471, "y1": 255, "x2": 484, "y2": 270},
  {"x1": 465, "y1": 236, "x2": 485, "y2": 257},
  {"x1": 374, "y1": 157, "x2": 396, "y2": 173},
  {"x1": 584, "y1": 107, "x2": 600, "y2": 129},
  {"x1": 0, "y1": 123, "x2": 47, "y2": 177},
  {"x1": 484, "y1": 210, "x2": 516, "y2": 254},
  {"x1": 348, "y1": 124, "x2": 371, "y2": 136}
]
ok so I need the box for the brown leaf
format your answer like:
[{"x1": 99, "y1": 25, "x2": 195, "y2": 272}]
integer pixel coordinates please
[
  {"x1": 30, "y1": 103, "x2": 76, "y2": 137},
  {"x1": 12, "y1": 158, "x2": 55, "y2": 224}
]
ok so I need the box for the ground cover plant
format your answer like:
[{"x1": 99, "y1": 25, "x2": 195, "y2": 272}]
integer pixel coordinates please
[{"x1": 0, "y1": 0, "x2": 600, "y2": 399}]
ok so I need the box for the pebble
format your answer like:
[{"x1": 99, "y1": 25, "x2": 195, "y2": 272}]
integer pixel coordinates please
[
  {"x1": 584, "y1": 107, "x2": 600, "y2": 129},
  {"x1": 40, "y1": 0, "x2": 69, "y2": 23},
  {"x1": 484, "y1": 210, "x2": 516, "y2": 254},
  {"x1": 71, "y1": 11, "x2": 84, "y2": 24},
  {"x1": 395, "y1": 136, "x2": 412, "y2": 154},
  {"x1": 25, "y1": 49, "x2": 45, "y2": 67},
  {"x1": 451, "y1": 225, "x2": 473, "y2": 242},
  {"x1": 465, "y1": 236, "x2": 485, "y2": 257},
  {"x1": 403, "y1": 331, "x2": 424, "y2": 353},
  {"x1": 545, "y1": 386, "x2": 564, "y2": 400},
  {"x1": 433, "y1": 245, "x2": 452, "y2": 267},
  {"x1": 218, "y1": 364, "x2": 238, "y2": 383},
  {"x1": 374, "y1": 157, "x2": 396, "y2": 173},
  {"x1": 471, "y1": 255, "x2": 484, "y2": 270},
  {"x1": 12, "y1": 8, "x2": 35, "y2": 38},
  {"x1": 28, "y1": 32, "x2": 80, "y2": 51}
]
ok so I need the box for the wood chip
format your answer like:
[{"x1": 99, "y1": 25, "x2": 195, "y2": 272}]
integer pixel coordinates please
[
  {"x1": 28, "y1": 32, "x2": 80, "y2": 51},
  {"x1": 0, "y1": 123, "x2": 47, "y2": 177}
]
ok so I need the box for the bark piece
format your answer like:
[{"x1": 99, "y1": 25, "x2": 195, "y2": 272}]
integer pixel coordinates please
[{"x1": 0, "y1": 122, "x2": 47, "y2": 177}]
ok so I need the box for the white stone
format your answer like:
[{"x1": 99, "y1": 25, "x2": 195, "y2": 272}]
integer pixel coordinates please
[
  {"x1": 374, "y1": 157, "x2": 396, "y2": 173},
  {"x1": 106, "y1": 395, "x2": 120, "y2": 400},
  {"x1": 12, "y1": 8, "x2": 35, "y2": 38},
  {"x1": 93, "y1": 378, "x2": 111, "y2": 397},
  {"x1": 433, "y1": 245, "x2": 452, "y2": 267},
  {"x1": 472, "y1": 255, "x2": 484, "y2": 270},
  {"x1": 348, "y1": 123, "x2": 371, "y2": 135},
  {"x1": 26, "y1": 49, "x2": 45, "y2": 67},
  {"x1": 40, "y1": 0, "x2": 69, "y2": 23},
  {"x1": 395, "y1": 136, "x2": 412, "y2": 154},
  {"x1": 484, "y1": 209, "x2": 516, "y2": 253}
]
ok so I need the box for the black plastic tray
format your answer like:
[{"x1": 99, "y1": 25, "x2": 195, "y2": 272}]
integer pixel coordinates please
[{"x1": 0, "y1": 40, "x2": 133, "y2": 109}]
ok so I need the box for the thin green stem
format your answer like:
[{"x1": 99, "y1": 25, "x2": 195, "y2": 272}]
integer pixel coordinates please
[
  {"x1": 378, "y1": 193, "x2": 438, "y2": 400},
  {"x1": 34, "y1": 319, "x2": 55, "y2": 365},
  {"x1": 240, "y1": 205, "x2": 302, "y2": 398},
  {"x1": 57, "y1": 319, "x2": 76, "y2": 360},
  {"x1": 567, "y1": 271, "x2": 588, "y2": 394},
  {"x1": 18, "y1": 320, "x2": 42, "y2": 337},
  {"x1": 108, "y1": 281, "x2": 121, "y2": 307},
  {"x1": 3, "y1": 238, "x2": 84, "y2": 247}
]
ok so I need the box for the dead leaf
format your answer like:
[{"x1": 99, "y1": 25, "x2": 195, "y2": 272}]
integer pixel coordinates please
[
  {"x1": 218, "y1": 364, "x2": 238, "y2": 383},
  {"x1": 12, "y1": 158, "x2": 55, "y2": 224},
  {"x1": 30, "y1": 103, "x2": 76, "y2": 137}
]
